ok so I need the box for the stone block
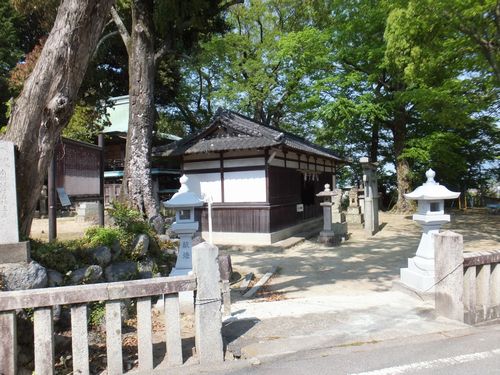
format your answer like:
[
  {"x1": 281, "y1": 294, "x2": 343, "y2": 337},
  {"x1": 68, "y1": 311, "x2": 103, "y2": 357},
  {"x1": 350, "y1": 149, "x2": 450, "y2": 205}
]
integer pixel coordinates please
[
  {"x1": 0, "y1": 241, "x2": 30, "y2": 263},
  {"x1": 318, "y1": 231, "x2": 341, "y2": 246},
  {"x1": 76, "y1": 202, "x2": 99, "y2": 222}
]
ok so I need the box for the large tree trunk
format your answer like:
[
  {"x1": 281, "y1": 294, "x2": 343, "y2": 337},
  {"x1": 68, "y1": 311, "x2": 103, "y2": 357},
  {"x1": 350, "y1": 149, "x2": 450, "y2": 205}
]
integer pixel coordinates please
[
  {"x1": 121, "y1": 0, "x2": 163, "y2": 232},
  {"x1": 391, "y1": 114, "x2": 412, "y2": 213},
  {"x1": 1, "y1": 0, "x2": 115, "y2": 237}
]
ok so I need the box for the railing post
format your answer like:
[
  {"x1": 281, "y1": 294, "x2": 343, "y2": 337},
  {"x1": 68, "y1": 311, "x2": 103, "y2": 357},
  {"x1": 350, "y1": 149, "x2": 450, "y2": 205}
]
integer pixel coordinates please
[
  {"x1": 0, "y1": 311, "x2": 17, "y2": 375},
  {"x1": 434, "y1": 231, "x2": 464, "y2": 322},
  {"x1": 193, "y1": 242, "x2": 224, "y2": 364},
  {"x1": 477, "y1": 264, "x2": 491, "y2": 321},
  {"x1": 491, "y1": 264, "x2": 500, "y2": 320},
  {"x1": 34, "y1": 307, "x2": 55, "y2": 374}
]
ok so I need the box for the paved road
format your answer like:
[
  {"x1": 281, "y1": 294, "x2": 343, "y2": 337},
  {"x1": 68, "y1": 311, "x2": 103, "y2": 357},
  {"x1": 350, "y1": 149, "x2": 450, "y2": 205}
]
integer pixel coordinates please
[{"x1": 218, "y1": 324, "x2": 500, "y2": 375}]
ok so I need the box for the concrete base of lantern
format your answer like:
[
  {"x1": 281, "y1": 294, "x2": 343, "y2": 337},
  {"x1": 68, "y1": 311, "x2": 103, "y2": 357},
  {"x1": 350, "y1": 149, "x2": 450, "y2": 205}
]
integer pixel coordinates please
[
  {"x1": 400, "y1": 257, "x2": 435, "y2": 293},
  {"x1": 392, "y1": 280, "x2": 434, "y2": 302}
]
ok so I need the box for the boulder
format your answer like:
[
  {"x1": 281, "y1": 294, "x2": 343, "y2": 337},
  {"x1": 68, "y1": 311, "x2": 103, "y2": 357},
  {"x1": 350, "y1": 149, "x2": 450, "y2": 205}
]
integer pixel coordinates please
[
  {"x1": 0, "y1": 261, "x2": 47, "y2": 291},
  {"x1": 149, "y1": 215, "x2": 165, "y2": 235},
  {"x1": 131, "y1": 234, "x2": 150, "y2": 259},
  {"x1": 68, "y1": 265, "x2": 103, "y2": 285},
  {"x1": 47, "y1": 269, "x2": 64, "y2": 287},
  {"x1": 158, "y1": 234, "x2": 170, "y2": 243},
  {"x1": 149, "y1": 237, "x2": 161, "y2": 256},
  {"x1": 111, "y1": 239, "x2": 121, "y2": 261},
  {"x1": 104, "y1": 261, "x2": 137, "y2": 282},
  {"x1": 89, "y1": 246, "x2": 112, "y2": 267},
  {"x1": 137, "y1": 258, "x2": 157, "y2": 279}
]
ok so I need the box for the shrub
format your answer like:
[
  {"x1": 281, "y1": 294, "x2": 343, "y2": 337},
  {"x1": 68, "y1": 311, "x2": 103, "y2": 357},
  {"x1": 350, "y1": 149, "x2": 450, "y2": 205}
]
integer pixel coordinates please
[
  {"x1": 30, "y1": 239, "x2": 81, "y2": 273},
  {"x1": 88, "y1": 302, "x2": 106, "y2": 327},
  {"x1": 83, "y1": 226, "x2": 123, "y2": 248},
  {"x1": 107, "y1": 201, "x2": 153, "y2": 236}
]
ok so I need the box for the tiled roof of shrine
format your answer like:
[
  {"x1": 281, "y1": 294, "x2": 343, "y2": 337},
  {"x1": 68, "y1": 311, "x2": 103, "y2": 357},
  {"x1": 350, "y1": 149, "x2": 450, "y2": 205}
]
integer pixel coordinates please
[{"x1": 154, "y1": 109, "x2": 347, "y2": 163}]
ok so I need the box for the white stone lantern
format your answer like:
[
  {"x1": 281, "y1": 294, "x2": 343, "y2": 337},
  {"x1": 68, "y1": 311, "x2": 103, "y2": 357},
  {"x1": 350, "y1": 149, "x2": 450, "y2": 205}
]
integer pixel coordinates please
[
  {"x1": 163, "y1": 175, "x2": 204, "y2": 276},
  {"x1": 400, "y1": 169, "x2": 460, "y2": 292}
]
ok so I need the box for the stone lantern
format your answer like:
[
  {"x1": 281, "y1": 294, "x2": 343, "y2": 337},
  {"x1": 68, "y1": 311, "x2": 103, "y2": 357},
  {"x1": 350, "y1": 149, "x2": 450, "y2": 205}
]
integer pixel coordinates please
[
  {"x1": 317, "y1": 184, "x2": 341, "y2": 245},
  {"x1": 400, "y1": 169, "x2": 460, "y2": 292},
  {"x1": 163, "y1": 175, "x2": 204, "y2": 276}
]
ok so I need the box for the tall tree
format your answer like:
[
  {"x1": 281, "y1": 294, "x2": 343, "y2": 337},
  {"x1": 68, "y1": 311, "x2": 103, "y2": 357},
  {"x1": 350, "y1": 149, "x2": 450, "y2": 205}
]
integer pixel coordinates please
[
  {"x1": 1, "y1": 0, "x2": 115, "y2": 237},
  {"x1": 111, "y1": 0, "x2": 237, "y2": 231}
]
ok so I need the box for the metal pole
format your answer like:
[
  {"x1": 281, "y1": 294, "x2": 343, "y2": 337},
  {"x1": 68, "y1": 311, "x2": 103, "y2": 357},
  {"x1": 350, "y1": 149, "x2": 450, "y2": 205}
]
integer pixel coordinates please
[
  {"x1": 98, "y1": 133, "x2": 105, "y2": 227},
  {"x1": 48, "y1": 155, "x2": 57, "y2": 242}
]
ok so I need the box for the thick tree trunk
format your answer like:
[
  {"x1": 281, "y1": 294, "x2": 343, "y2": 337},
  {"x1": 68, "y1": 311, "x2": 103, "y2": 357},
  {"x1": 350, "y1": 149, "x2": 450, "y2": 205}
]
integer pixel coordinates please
[
  {"x1": 391, "y1": 116, "x2": 412, "y2": 213},
  {"x1": 1, "y1": 0, "x2": 115, "y2": 237},
  {"x1": 121, "y1": 0, "x2": 163, "y2": 232}
]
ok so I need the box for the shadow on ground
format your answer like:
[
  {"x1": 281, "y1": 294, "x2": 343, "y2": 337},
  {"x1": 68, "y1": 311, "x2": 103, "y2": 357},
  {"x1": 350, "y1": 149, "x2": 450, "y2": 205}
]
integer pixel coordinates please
[{"x1": 225, "y1": 210, "x2": 499, "y2": 300}]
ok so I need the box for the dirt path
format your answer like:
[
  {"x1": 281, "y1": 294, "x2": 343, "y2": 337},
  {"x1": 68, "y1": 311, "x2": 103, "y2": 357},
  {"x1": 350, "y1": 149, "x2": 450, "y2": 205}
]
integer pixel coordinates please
[
  {"x1": 227, "y1": 209, "x2": 499, "y2": 301},
  {"x1": 30, "y1": 216, "x2": 94, "y2": 241}
]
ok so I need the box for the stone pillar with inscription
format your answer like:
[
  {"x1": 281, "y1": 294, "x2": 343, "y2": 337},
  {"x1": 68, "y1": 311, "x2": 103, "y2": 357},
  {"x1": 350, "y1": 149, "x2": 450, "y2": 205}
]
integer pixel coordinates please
[
  {"x1": 360, "y1": 157, "x2": 380, "y2": 236},
  {"x1": 0, "y1": 141, "x2": 30, "y2": 263}
]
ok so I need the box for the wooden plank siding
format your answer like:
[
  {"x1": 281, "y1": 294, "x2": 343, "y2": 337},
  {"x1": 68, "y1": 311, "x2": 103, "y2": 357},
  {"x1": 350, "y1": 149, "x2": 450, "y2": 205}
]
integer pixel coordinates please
[
  {"x1": 196, "y1": 205, "x2": 270, "y2": 233},
  {"x1": 193, "y1": 165, "x2": 332, "y2": 234}
]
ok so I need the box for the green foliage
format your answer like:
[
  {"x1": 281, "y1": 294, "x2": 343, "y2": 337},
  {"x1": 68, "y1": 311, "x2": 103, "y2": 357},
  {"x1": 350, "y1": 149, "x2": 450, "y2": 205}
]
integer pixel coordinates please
[
  {"x1": 83, "y1": 226, "x2": 123, "y2": 248},
  {"x1": 62, "y1": 103, "x2": 106, "y2": 143},
  {"x1": 88, "y1": 302, "x2": 106, "y2": 327},
  {"x1": 30, "y1": 239, "x2": 81, "y2": 273},
  {"x1": 107, "y1": 201, "x2": 154, "y2": 236},
  {"x1": 0, "y1": 0, "x2": 22, "y2": 128}
]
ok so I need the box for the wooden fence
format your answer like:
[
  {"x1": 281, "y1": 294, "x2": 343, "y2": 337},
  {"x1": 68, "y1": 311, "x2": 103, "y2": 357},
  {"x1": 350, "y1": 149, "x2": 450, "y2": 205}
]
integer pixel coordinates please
[
  {"x1": 0, "y1": 243, "x2": 223, "y2": 374},
  {"x1": 434, "y1": 231, "x2": 500, "y2": 325}
]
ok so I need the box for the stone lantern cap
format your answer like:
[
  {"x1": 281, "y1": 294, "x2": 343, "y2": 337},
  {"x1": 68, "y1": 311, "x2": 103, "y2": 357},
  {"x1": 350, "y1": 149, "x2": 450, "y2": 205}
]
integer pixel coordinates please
[
  {"x1": 316, "y1": 184, "x2": 338, "y2": 197},
  {"x1": 163, "y1": 175, "x2": 204, "y2": 208},
  {"x1": 404, "y1": 169, "x2": 460, "y2": 201}
]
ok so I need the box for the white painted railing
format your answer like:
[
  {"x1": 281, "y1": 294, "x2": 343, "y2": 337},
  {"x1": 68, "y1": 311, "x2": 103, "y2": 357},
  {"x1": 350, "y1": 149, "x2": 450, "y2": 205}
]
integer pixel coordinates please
[
  {"x1": 0, "y1": 243, "x2": 224, "y2": 374},
  {"x1": 462, "y1": 250, "x2": 500, "y2": 324},
  {"x1": 434, "y1": 231, "x2": 500, "y2": 325}
]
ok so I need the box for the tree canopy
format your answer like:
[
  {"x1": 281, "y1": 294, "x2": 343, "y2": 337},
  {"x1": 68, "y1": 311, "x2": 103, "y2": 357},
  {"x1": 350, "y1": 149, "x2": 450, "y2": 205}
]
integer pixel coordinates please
[{"x1": 1, "y1": 0, "x2": 498, "y2": 218}]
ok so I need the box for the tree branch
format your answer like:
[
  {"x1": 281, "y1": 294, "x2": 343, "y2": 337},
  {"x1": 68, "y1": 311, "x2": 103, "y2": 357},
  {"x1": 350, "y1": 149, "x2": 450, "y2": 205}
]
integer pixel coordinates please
[
  {"x1": 219, "y1": 0, "x2": 244, "y2": 12},
  {"x1": 92, "y1": 30, "x2": 119, "y2": 59},
  {"x1": 110, "y1": 6, "x2": 131, "y2": 55},
  {"x1": 154, "y1": 40, "x2": 173, "y2": 65}
]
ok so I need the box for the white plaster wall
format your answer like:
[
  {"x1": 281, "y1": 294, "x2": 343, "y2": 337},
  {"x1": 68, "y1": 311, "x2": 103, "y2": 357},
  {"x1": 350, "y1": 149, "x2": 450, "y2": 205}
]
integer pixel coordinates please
[
  {"x1": 186, "y1": 173, "x2": 222, "y2": 202},
  {"x1": 224, "y1": 170, "x2": 266, "y2": 202},
  {"x1": 224, "y1": 157, "x2": 265, "y2": 168},
  {"x1": 184, "y1": 160, "x2": 220, "y2": 170},
  {"x1": 287, "y1": 160, "x2": 299, "y2": 169},
  {"x1": 269, "y1": 158, "x2": 285, "y2": 167}
]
